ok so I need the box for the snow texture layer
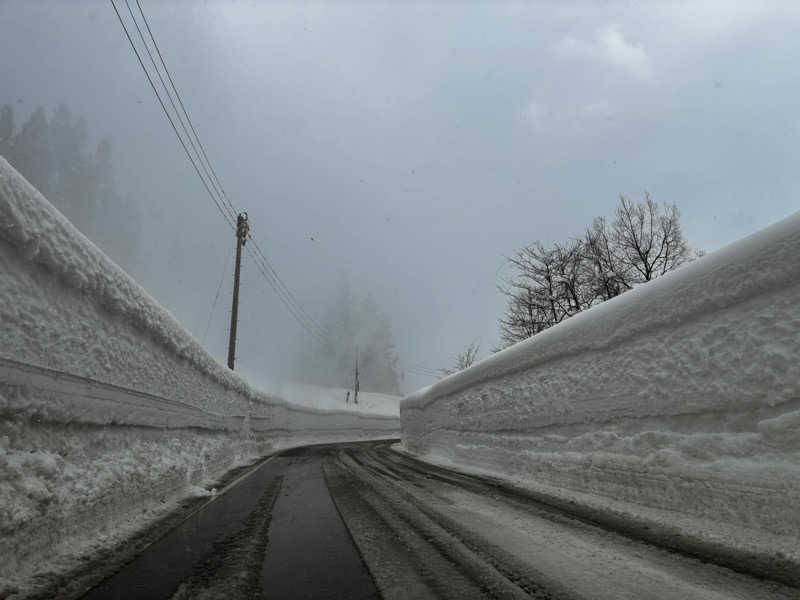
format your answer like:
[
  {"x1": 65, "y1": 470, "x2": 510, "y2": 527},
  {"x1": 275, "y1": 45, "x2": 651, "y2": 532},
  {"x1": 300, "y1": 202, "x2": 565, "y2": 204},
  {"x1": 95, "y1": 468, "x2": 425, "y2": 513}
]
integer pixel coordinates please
[
  {"x1": 401, "y1": 210, "x2": 800, "y2": 565},
  {"x1": 0, "y1": 156, "x2": 399, "y2": 593}
]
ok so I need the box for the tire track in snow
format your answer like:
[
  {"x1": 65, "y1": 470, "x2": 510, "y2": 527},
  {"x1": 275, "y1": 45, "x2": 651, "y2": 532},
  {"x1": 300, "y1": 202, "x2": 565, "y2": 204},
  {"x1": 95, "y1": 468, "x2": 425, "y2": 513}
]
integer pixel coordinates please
[
  {"x1": 327, "y1": 451, "x2": 558, "y2": 599},
  {"x1": 328, "y1": 445, "x2": 799, "y2": 600}
]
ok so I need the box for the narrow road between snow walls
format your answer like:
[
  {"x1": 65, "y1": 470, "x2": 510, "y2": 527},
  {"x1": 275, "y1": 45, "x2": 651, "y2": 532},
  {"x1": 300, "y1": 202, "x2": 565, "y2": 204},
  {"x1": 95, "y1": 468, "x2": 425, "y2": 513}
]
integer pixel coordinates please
[{"x1": 37, "y1": 440, "x2": 797, "y2": 600}]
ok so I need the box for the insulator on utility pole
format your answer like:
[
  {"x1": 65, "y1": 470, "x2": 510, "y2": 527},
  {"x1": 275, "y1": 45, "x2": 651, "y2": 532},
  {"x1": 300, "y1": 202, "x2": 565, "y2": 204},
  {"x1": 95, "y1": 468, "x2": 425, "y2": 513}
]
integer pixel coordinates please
[{"x1": 227, "y1": 212, "x2": 249, "y2": 370}]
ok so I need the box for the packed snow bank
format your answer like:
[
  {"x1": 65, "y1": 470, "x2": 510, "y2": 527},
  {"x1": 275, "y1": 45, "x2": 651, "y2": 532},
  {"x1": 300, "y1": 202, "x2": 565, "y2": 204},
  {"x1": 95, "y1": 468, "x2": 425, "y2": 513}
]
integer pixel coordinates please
[
  {"x1": 278, "y1": 383, "x2": 400, "y2": 417},
  {"x1": 401, "y1": 211, "x2": 800, "y2": 564},
  {"x1": 0, "y1": 156, "x2": 399, "y2": 594}
]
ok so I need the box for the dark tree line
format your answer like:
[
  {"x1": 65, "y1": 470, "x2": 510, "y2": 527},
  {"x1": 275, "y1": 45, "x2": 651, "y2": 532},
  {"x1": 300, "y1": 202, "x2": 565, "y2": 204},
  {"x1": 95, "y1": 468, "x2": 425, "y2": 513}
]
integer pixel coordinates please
[
  {"x1": 0, "y1": 103, "x2": 138, "y2": 267},
  {"x1": 497, "y1": 194, "x2": 695, "y2": 349}
]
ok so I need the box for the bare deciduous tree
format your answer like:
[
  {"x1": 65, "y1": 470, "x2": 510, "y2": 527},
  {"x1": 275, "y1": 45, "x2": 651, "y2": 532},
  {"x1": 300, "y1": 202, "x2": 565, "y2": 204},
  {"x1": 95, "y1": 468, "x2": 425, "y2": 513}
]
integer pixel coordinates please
[
  {"x1": 611, "y1": 192, "x2": 690, "y2": 283},
  {"x1": 498, "y1": 279, "x2": 550, "y2": 347},
  {"x1": 498, "y1": 240, "x2": 592, "y2": 347},
  {"x1": 583, "y1": 216, "x2": 630, "y2": 301},
  {"x1": 497, "y1": 193, "x2": 695, "y2": 349},
  {"x1": 440, "y1": 342, "x2": 480, "y2": 376}
]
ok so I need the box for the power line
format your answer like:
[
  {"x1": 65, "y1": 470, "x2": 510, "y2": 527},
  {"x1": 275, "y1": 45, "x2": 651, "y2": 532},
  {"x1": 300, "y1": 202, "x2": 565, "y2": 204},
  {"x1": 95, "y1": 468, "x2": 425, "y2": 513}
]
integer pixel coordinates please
[
  {"x1": 246, "y1": 231, "x2": 330, "y2": 337},
  {"x1": 402, "y1": 360, "x2": 440, "y2": 373},
  {"x1": 129, "y1": 0, "x2": 329, "y2": 344},
  {"x1": 400, "y1": 360, "x2": 443, "y2": 377},
  {"x1": 244, "y1": 244, "x2": 329, "y2": 344},
  {"x1": 403, "y1": 367, "x2": 441, "y2": 378},
  {"x1": 201, "y1": 243, "x2": 234, "y2": 345},
  {"x1": 123, "y1": 0, "x2": 234, "y2": 224},
  {"x1": 402, "y1": 371, "x2": 439, "y2": 380},
  {"x1": 112, "y1": 0, "x2": 331, "y2": 345},
  {"x1": 109, "y1": 0, "x2": 234, "y2": 230},
  {"x1": 114, "y1": 2, "x2": 446, "y2": 382},
  {"x1": 132, "y1": 0, "x2": 237, "y2": 221}
]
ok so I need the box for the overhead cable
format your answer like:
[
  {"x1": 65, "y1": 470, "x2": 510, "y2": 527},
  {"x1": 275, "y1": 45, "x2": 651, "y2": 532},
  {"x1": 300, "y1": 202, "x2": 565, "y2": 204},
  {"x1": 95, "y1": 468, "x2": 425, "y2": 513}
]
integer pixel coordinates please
[
  {"x1": 113, "y1": 0, "x2": 333, "y2": 345},
  {"x1": 132, "y1": 0, "x2": 237, "y2": 221},
  {"x1": 109, "y1": 0, "x2": 234, "y2": 230}
]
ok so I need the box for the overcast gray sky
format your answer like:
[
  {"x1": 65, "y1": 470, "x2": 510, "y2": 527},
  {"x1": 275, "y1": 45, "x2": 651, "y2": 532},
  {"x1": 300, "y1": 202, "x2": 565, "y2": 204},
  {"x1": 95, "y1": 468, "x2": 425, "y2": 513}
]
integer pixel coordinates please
[{"x1": 3, "y1": 1, "x2": 800, "y2": 392}]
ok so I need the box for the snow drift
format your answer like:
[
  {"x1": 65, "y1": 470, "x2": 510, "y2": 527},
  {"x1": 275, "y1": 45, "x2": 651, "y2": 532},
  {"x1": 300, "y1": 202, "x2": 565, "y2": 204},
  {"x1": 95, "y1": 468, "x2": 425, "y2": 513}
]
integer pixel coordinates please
[
  {"x1": 0, "y1": 156, "x2": 399, "y2": 593},
  {"x1": 401, "y1": 211, "x2": 800, "y2": 564}
]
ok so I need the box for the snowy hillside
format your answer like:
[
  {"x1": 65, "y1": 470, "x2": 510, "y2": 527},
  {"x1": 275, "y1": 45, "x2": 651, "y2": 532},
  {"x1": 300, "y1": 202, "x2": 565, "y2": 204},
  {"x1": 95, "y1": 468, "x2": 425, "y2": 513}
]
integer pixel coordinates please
[
  {"x1": 401, "y1": 210, "x2": 800, "y2": 565},
  {"x1": 278, "y1": 383, "x2": 400, "y2": 417}
]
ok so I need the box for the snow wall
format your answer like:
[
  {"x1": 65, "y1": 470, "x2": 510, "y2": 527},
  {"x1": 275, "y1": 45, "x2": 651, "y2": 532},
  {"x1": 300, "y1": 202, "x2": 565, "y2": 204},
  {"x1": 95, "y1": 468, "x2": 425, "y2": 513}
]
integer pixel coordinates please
[
  {"x1": 401, "y1": 212, "x2": 800, "y2": 563},
  {"x1": 0, "y1": 157, "x2": 399, "y2": 585}
]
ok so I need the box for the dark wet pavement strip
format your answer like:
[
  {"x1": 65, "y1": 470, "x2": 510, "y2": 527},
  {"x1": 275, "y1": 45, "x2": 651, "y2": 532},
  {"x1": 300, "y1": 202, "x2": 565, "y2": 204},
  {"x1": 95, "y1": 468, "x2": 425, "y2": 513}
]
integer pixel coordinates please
[
  {"x1": 79, "y1": 456, "x2": 283, "y2": 600},
  {"x1": 261, "y1": 447, "x2": 380, "y2": 599},
  {"x1": 79, "y1": 445, "x2": 380, "y2": 600}
]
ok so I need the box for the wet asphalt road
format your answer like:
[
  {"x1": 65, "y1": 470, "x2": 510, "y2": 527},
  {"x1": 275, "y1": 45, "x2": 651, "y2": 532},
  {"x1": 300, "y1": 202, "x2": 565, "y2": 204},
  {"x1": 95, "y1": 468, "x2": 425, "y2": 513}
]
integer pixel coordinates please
[
  {"x1": 81, "y1": 443, "x2": 379, "y2": 600},
  {"x1": 261, "y1": 446, "x2": 378, "y2": 600},
  {"x1": 78, "y1": 441, "x2": 800, "y2": 600}
]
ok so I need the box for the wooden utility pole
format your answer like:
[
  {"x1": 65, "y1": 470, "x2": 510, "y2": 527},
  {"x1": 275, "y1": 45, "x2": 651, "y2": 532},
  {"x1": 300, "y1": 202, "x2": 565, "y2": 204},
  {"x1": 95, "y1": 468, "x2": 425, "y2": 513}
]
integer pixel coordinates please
[
  {"x1": 227, "y1": 212, "x2": 249, "y2": 370},
  {"x1": 353, "y1": 347, "x2": 360, "y2": 404}
]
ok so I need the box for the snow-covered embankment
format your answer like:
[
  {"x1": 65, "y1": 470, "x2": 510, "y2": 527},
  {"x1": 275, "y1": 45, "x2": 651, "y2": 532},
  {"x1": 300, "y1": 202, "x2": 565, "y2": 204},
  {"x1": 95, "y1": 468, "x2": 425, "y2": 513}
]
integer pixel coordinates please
[
  {"x1": 0, "y1": 157, "x2": 399, "y2": 591},
  {"x1": 401, "y1": 212, "x2": 800, "y2": 565}
]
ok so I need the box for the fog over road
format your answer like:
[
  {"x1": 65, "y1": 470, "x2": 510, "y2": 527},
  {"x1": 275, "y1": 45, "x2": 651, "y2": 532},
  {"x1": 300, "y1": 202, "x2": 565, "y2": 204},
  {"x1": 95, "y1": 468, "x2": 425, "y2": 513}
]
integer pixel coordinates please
[{"x1": 76, "y1": 441, "x2": 796, "y2": 600}]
